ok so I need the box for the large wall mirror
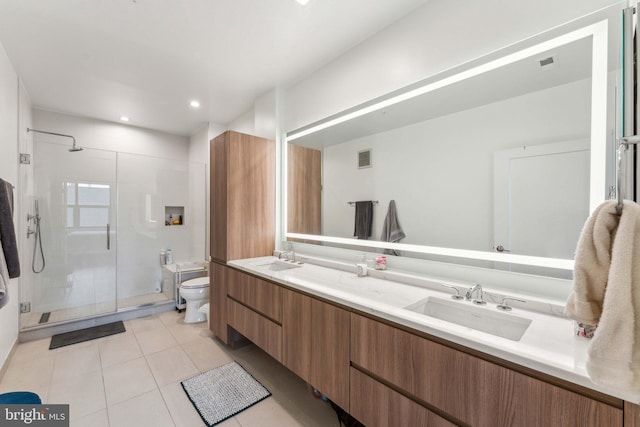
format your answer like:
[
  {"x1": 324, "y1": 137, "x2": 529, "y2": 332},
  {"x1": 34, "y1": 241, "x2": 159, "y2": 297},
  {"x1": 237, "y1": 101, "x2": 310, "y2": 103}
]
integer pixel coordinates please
[{"x1": 284, "y1": 4, "x2": 624, "y2": 278}]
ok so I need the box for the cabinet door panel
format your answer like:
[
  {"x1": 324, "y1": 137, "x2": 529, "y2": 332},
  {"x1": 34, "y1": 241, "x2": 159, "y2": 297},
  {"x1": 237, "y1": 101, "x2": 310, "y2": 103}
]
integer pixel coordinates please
[
  {"x1": 351, "y1": 314, "x2": 622, "y2": 427},
  {"x1": 210, "y1": 262, "x2": 228, "y2": 342},
  {"x1": 210, "y1": 133, "x2": 228, "y2": 262},
  {"x1": 350, "y1": 368, "x2": 456, "y2": 427},
  {"x1": 228, "y1": 299, "x2": 282, "y2": 362},
  {"x1": 282, "y1": 289, "x2": 312, "y2": 381},
  {"x1": 227, "y1": 268, "x2": 282, "y2": 322},
  {"x1": 310, "y1": 298, "x2": 350, "y2": 410}
]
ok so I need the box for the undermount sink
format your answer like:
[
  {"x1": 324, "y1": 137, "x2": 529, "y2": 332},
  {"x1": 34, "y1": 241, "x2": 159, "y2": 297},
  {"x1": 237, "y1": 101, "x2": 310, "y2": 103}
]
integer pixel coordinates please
[
  {"x1": 404, "y1": 296, "x2": 532, "y2": 341},
  {"x1": 254, "y1": 259, "x2": 303, "y2": 272}
]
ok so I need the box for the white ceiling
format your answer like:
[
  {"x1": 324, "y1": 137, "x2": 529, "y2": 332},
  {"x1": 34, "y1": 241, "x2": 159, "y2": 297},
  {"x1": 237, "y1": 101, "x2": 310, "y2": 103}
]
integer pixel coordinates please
[{"x1": 0, "y1": 0, "x2": 427, "y2": 136}]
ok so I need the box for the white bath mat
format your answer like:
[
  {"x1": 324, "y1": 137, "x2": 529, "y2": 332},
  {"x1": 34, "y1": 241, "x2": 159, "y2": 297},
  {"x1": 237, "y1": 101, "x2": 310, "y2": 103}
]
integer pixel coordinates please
[{"x1": 181, "y1": 361, "x2": 271, "y2": 426}]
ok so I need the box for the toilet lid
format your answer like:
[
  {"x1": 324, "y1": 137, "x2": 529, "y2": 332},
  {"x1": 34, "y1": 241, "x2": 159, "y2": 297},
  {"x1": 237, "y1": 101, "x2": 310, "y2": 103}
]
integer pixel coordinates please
[{"x1": 180, "y1": 277, "x2": 209, "y2": 289}]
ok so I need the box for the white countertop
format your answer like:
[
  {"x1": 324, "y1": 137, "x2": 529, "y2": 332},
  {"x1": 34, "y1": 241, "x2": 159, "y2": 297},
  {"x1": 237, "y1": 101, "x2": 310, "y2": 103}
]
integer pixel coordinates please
[{"x1": 228, "y1": 255, "x2": 640, "y2": 404}]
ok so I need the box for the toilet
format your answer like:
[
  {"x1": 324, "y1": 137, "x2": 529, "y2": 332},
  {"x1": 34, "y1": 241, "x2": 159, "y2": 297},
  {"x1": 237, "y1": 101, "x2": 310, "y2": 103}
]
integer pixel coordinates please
[{"x1": 179, "y1": 277, "x2": 210, "y2": 323}]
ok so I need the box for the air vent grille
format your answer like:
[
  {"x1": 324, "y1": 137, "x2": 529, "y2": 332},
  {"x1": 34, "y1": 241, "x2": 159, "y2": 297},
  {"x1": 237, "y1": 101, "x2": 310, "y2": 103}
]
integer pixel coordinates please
[{"x1": 358, "y1": 149, "x2": 372, "y2": 169}]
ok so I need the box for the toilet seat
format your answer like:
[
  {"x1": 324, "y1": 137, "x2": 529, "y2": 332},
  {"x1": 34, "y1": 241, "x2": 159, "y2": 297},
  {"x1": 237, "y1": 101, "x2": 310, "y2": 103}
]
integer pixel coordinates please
[{"x1": 180, "y1": 277, "x2": 209, "y2": 290}]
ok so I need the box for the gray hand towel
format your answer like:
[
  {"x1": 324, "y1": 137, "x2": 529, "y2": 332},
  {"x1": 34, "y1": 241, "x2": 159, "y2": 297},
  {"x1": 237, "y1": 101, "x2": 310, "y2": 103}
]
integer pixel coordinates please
[
  {"x1": 353, "y1": 201, "x2": 373, "y2": 240},
  {"x1": 380, "y1": 200, "x2": 406, "y2": 256},
  {"x1": 0, "y1": 179, "x2": 20, "y2": 278},
  {"x1": 0, "y1": 240, "x2": 9, "y2": 309}
]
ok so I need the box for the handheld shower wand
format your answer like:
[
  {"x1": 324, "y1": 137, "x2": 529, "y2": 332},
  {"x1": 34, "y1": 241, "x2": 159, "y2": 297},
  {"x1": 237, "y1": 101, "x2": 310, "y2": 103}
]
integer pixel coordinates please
[{"x1": 31, "y1": 199, "x2": 45, "y2": 273}]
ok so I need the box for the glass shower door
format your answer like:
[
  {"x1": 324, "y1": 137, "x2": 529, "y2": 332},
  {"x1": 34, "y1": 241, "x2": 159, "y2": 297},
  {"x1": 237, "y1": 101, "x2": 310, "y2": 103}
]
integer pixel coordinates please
[{"x1": 28, "y1": 142, "x2": 117, "y2": 325}]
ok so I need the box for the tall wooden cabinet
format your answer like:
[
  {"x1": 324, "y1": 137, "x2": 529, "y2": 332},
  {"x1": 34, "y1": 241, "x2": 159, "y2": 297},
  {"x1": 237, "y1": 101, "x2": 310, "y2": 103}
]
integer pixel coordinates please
[{"x1": 209, "y1": 130, "x2": 275, "y2": 341}]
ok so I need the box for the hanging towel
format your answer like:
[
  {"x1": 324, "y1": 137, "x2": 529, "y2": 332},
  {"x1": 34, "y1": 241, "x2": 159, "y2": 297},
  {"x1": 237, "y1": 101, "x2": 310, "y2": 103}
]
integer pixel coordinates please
[
  {"x1": 565, "y1": 200, "x2": 640, "y2": 393},
  {"x1": 0, "y1": 240, "x2": 9, "y2": 309},
  {"x1": 0, "y1": 179, "x2": 19, "y2": 279},
  {"x1": 380, "y1": 200, "x2": 406, "y2": 256},
  {"x1": 353, "y1": 201, "x2": 373, "y2": 240}
]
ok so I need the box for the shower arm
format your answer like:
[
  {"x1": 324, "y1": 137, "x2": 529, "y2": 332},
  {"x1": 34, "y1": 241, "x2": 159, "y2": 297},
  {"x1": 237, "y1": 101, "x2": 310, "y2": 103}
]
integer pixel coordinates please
[{"x1": 27, "y1": 128, "x2": 78, "y2": 149}]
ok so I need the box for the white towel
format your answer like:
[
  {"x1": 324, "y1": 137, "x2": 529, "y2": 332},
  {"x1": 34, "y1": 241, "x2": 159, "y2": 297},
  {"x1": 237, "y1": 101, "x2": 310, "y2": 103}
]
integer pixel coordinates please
[{"x1": 565, "y1": 200, "x2": 640, "y2": 393}]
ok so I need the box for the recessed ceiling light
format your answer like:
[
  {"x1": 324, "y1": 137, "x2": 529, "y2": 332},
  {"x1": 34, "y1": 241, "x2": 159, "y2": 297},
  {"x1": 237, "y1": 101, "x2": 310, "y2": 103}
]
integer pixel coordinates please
[
  {"x1": 190, "y1": 100, "x2": 200, "y2": 108},
  {"x1": 295, "y1": 0, "x2": 310, "y2": 5},
  {"x1": 120, "y1": 116, "x2": 130, "y2": 122}
]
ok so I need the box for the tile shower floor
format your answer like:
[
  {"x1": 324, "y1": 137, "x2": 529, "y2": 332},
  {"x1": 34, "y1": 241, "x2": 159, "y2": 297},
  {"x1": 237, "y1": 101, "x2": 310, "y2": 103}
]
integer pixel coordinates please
[{"x1": 0, "y1": 310, "x2": 340, "y2": 427}]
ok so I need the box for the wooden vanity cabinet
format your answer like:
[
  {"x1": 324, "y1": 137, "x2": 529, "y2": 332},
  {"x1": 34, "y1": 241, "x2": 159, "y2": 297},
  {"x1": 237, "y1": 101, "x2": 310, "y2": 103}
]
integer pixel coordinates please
[
  {"x1": 350, "y1": 313, "x2": 623, "y2": 427},
  {"x1": 282, "y1": 289, "x2": 350, "y2": 410},
  {"x1": 223, "y1": 266, "x2": 283, "y2": 362},
  {"x1": 209, "y1": 130, "x2": 275, "y2": 340}
]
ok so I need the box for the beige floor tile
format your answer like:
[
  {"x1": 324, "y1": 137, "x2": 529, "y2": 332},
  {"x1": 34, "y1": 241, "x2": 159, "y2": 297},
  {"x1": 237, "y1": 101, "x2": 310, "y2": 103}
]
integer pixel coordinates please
[
  {"x1": 107, "y1": 389, "x2": 175, "y2": 427},
  {"x1": 157, "y1": 309, "x2": 182, "y2": 326},
  {"x1": 235, "y1": 397, "x2": 307, "y2": 427},
  {"x1": 129, "y1": 315, "x2": 167, "y2": 334},
  {"x1": 74, "y1": 408, "x2": 109, "y2": 427},
  {"x1": 10, "y1": 337, "x2": 54, "y2": 361},
  {"x1": 0, "y1": 354, "x2": 54, "y2": 394},
  {"x1": 167, "y1": 317, "x2": 212, "y2": 345},
  {"x1": 159, "y1": 381, "x2": 207, "y2": 427},
  {"x1": 51, "y1": 342, "x2": 101, "y2": 383},
  {"x1": 145, "y1": 346, "x2": 199, "y2": 387},
  {"x1": 181, "y1": 336, "x2": 233, "y2": 372},
  {"x1": 103, "y1": 357, "x2": 157, "y2": 406},
  {"x1": 135, "y1": 327, "x2": 179, "y2": 355},
  {"x1": 48, "y1": 371, "x2": 106, "y2": 420},
  {"x1": 98, "y1": 332, "x2": 143, "y2": 368}
]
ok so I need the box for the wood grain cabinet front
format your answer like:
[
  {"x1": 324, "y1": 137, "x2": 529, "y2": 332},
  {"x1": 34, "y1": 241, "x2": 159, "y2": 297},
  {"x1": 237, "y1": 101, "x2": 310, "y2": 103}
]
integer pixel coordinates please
[
  {"x1": 226, "y1": 267, "x2": 282, "y2": 322},
  {"x1": 351, "y1": 313, "x2": 623, "y2": 427},
  {"x1": 350, "y1": 367, "x2": 456, "y2": 427},
  {"x1": 282, "y1": 289, "x2": 350, "y2": 411}
]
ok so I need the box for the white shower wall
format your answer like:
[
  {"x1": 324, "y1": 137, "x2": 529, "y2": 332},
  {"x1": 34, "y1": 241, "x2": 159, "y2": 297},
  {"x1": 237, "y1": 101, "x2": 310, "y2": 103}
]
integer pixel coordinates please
[{"x1": 28, "y1": 110, "x2": 206, "y2": 310}]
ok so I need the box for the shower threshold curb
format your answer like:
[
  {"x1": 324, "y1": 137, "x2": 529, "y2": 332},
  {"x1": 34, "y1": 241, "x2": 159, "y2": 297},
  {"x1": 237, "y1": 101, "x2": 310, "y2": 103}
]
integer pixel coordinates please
[{"x1": 18, "y1": 300, "x2": 175, "y2": 343}]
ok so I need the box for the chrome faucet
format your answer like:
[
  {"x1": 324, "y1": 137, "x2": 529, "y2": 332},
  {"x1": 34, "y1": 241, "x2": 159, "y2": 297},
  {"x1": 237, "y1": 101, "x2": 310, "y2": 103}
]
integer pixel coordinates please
[
  {"x1": 465, "y1": 284, "x2": 486, "y2": 305},
  {"x1": 278, "y1": 250, "x2": 295, "y2": 262}
]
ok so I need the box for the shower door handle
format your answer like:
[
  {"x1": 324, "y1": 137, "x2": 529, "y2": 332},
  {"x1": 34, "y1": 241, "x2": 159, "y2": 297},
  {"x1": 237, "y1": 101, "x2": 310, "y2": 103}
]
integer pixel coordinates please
[{"x1": 107, "y1": 223, "x2": 110, "y2": 250}]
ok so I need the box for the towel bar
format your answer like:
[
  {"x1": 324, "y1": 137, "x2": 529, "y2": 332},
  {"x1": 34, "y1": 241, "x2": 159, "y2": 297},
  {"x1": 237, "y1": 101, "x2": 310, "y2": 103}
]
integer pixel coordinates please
[
  {"x1": 348, "y1": 200, "x2": 378, "y2": 206},
  {"x1": 616, "y1": 135, "x2": 640, "y2": 214}
]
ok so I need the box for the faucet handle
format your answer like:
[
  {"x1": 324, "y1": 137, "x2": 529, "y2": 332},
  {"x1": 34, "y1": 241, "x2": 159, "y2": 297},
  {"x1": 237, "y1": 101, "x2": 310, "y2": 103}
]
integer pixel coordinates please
[
  {"x1": 497, "y1": 297, "x2": 526, "y2": 311},
  {"x1": 440, "y1": 284, "x2": 464, "y2": 300}
]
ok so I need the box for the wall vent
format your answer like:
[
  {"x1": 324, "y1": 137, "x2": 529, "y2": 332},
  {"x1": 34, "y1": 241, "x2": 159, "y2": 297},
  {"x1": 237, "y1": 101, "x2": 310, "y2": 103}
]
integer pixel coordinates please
[
  {"x1": 537, "y1": 54, "x2": 557, "y2": 70},
  {"x1": 358, "y1": 149, "x2": 372, "y2": 169}
]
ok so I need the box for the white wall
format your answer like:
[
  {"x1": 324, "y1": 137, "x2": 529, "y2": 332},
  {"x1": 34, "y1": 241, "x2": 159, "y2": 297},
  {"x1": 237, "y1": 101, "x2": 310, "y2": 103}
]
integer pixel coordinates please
[
  {"x1": 282, "y1": 0, "x2": 621, "y2": 131},
  {"x1": 322, "y1": 79, "x2": 591, "y2": 253},
  {"x1": 0, "y1": 42, "x2": 24, "y2": 372},
  {"x1": 33, "y1": 110, "x2": 188, "y2": 160}
]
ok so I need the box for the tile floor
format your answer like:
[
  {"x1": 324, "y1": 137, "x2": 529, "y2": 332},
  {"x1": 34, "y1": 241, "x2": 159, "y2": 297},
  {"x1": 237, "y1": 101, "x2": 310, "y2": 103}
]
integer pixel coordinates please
[{"x1": 0, "y1": 310, "x2": 340, "y2": 427}]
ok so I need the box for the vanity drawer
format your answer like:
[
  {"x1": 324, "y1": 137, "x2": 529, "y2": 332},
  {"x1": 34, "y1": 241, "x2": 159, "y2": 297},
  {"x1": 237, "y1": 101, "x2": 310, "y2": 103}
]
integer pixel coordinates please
[
  {"x1": 351, "y1": 314, "x2": 622, "y2": 427},
  {"x1": 228, "y1": 299, "x2": 282, "y2": 362},
  {"x1": 227, "y1": 267, "x2": 282, "y2": 322},
  {"x1": 350, "y1": 367, "x2": 455, "y2": 427}
]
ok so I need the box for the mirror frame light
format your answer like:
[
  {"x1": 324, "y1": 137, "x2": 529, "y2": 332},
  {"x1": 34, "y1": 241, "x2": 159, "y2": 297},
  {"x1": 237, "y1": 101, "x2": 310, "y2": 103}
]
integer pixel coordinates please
[{"x1": 284, "y1": 19, "x2": 609, "y2": 270}]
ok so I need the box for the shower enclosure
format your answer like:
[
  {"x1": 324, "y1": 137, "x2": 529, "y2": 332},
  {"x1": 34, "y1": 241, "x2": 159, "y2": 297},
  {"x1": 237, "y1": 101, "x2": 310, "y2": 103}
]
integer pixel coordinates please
[{"x1": 20, "y1": 139, "x2": 206, "y2": 329}]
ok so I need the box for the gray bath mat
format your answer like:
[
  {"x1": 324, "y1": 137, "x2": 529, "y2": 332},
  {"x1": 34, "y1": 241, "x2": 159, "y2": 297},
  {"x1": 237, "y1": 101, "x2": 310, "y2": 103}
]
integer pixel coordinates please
[
  {"x1": 181, "y1": 361, "x2": 271, "y2": 426},
  {"x1": 49, "y1": 321, "x2": 125, "y2": 349}
]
